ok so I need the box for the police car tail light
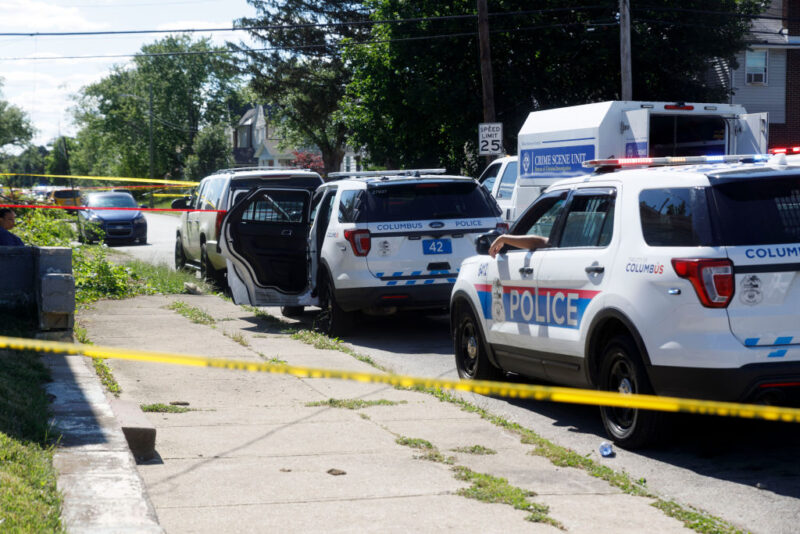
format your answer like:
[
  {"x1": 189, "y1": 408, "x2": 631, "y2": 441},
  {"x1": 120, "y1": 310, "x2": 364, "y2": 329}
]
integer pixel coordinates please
[
  {"x1": 496, "y1": 222, "x2": 509, "y2": 234},
  {"x1": 344, "y1": 229, "x2": 371, "y2": 256},
  {"x1": 671, "y1": 258, "x2": 734, "y2": 308}
]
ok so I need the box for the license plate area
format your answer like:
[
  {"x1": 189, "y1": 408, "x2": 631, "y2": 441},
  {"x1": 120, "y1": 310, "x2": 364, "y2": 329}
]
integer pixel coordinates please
[{"x1": 422, "y1": 238, "x2": 452, "y2": 255}]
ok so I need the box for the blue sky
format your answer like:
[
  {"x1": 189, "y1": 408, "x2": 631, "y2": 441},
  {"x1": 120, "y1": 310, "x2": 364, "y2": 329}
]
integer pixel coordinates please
[{"x1": 0, "y1": 0, "x2": 257, "y2": 147}]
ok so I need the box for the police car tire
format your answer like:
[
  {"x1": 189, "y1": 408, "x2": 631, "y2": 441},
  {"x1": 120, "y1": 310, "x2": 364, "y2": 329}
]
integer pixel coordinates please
[
  {"x1": 598, "y1": 335, "x2": 661, "y2": 449},
  {"x1": 316, "y1": 273, "x2": 353, "y2": 337},
  {"x1": 454, "y1": 304, "x2": 503, "y2": 381},
  {"x1": 200, "y1": 244, "x2": 226, "y2": 287}
]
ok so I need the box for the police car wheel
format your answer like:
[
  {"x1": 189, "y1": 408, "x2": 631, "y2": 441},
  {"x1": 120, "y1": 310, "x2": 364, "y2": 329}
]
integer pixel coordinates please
[
  {"x1": 315, "y1": 273, "x2": 353, "y2": 337},
  {"x1": 200, "y1": 244, "x2": 225, "y2": 287},
  {"x1": 281, "y1": 306, "x2": 304, "y2": 318},
  {"x1": 599, "y1": 335, "x2": 661, "y2": 449},
  {"x1": 454, "y1": 305, "x2": 502, "y2": 381}
]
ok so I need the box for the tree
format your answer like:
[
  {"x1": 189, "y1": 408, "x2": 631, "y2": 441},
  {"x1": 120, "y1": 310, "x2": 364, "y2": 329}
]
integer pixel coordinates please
[
  {"x1": 45, "y1": 136, "x2": 73, "y2": 176},
  {"x1": 234, "y1": 0, "x2": 371, "y2": 175},
  {"x1": 0, "y1": 80, "x2": 34, "y2": 153},
  {"x1": 71, "y1": 35, "x2": 246, "y2": 180},
  {"x1": 291, "y1": 150, "x2": 324, "y2": 175},
  {"x1": 342, "y1": 0, "x2": 765, "y2": 174},
  {"x1": 185, "y1": 123, "x2": 234, "y2": 179}
]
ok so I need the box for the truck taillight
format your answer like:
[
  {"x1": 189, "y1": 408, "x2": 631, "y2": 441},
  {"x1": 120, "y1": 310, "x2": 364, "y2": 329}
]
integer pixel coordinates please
[
  {"x1": 344, "y1": 229, "x2": 371, "y2": 256},
  {"x1": 671, "y1": 258, "x2": 734, "y2": 308},
  {"x1": 496, "y1": 222, "x2": 509, "y2": 234},
  {"x1": 215, "y1": 210, "x2": 227, "y2": 237}
]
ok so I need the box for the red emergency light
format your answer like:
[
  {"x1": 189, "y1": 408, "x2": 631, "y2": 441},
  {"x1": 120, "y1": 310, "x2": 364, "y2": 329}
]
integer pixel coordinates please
[{"x1": 768, "y1": 146, "x2": 800, "y2": 155}]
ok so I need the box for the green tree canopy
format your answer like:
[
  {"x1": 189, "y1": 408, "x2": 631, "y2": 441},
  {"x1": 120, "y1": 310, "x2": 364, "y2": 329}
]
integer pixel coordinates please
[
  {"x1": 342, "y1": 0, "x2": 765, "y2": 174},
  {"x1": 71, "y1": 35, "x2": 246, "y2": 179},
  {"x1": 0, "y1": 80, "x2": 34, "y2": 154},
  {"x1": 234, "y1": 0, "x2": 371, "y2": 175},
  {"x1": 185, "y1": 122, "x2": 233, "y2": 180}
]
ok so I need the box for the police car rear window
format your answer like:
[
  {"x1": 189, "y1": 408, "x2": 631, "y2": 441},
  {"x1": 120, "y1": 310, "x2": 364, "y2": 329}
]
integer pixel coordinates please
[
  {"x1": 639, "y1": 187, "x2": 713, "y2": 246},
  {"x1": 362, "y1": 182, "x2": 500, "y2": 222},
  {"x1": 710, "y1": 176, "x2": 800, "y2": 246}
]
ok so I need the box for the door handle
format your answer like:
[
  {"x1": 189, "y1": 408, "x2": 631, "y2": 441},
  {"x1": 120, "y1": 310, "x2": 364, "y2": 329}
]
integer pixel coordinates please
[
  {"x1": 585, "y1": 265, "x2": 605, "y2": 274},
  {"x1": 518, "y1": 267, "x2": 533, "y2": 276},
  {"x1": 281, "y1": 229, "x2": 292, "y2": 236}
]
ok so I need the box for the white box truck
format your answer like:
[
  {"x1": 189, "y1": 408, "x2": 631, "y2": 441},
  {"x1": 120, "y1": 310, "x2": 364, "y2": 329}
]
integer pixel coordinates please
[{"x1": 499, "y1": 100, "x2": 767, "y2": 222}]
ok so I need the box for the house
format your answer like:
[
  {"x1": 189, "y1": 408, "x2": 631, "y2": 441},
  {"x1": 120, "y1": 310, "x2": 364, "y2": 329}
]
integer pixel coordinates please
[
  {"x1": 723, "y1": 0, "x2": 800, "y2": 148},
  {"x1": 231, "y1": 104, "x2": 296, "y2": 168}
]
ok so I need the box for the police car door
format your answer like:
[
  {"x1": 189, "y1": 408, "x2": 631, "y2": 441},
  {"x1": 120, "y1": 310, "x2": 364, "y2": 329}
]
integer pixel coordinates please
[
  {"x1": 532, "y1": 186, "x2": 617, "y2": 385},
  {"x1": 220, "y1": 187, "x2": 315, "y2": 307},
  {"x1": 487, "y1": 190, "x2": 568, "y2": 379}
]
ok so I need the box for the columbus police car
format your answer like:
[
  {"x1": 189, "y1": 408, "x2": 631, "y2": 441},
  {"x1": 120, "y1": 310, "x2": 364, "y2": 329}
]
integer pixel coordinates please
[
  {"x1": 219, "y1": 169, "x2": 507, "y2": 336},
  {"x1": 451, "y1": 153, "x2": 800, "y2": 448}
]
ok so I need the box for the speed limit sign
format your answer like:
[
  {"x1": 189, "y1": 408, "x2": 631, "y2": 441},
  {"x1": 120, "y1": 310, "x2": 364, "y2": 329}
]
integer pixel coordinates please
[{"x1": 479, "y1": 123, "x2": 503, "y2": 155}]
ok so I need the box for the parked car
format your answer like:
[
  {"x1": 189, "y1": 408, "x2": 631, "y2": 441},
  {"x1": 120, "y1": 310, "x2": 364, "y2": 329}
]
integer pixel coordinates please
[
  {"x1": 219, "y1": 169, "x2": 507, "y2": 336},
  {"x1": 48, "y1": 188, "x2": 82, "y2": 207},
  {"x1": 451, "y1": 153, "x2": 800, "y2": 448},
  {"x1": 477, "y1": 155, "x2": 517, "y2": 223},
  {"x1": 173, "y1": 167, "x2": 325, "y2": 287},
  {"x1": 78, "y1": 191, "x2": 147, "y2": 244}
]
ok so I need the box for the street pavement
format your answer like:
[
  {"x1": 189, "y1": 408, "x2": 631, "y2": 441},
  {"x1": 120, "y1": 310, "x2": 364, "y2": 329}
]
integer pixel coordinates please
[{"x1": 49, "y1": 293, "x2": 695, "y2": 533}]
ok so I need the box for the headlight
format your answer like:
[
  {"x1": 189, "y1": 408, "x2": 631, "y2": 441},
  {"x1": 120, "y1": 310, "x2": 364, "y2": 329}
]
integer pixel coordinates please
[{"x1": 88, "y1": 214, "x2": 103, "y2": 223}]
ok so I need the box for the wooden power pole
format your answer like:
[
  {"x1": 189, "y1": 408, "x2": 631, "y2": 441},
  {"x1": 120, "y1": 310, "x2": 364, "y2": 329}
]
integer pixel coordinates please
[
  {"x1": 619, "y1": 0, "x2": 632, "y2": 100},
  {"x1": 478, "y1": 0, "x2": 496, "y2": 124}
]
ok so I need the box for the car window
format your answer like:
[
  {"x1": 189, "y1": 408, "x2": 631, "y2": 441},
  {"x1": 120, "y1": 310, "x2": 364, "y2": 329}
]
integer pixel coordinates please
[
  {"x1": 202, "y1": 179, "x2": 224, "y2": 210},
  {"x1": 241, "y1": 190, "x2": 308, "y2": 223},
  {"x1": 558, "y1": 191, "x2": 615, "y2": 248},
  {"x1": 709, "y1": 175, "x2": 800, "y2": 246},
  {"x1": 478, "y1": 162, "x2": 501, "y2": 193},
  {"x1": 338, "y1": 190, "x2": 364, "y2": 223},
  {"x1": 639, "y1": 187, "x2": 712, "y2": 246},
  {"x1": 513, "y1": 191, "x2": 568, "y2": 242},
  {"x1": 496, "y1": 161, "x2": 518, "y2": 199},
  {"x1": 363, "y1": 181, "x2": 500, "y2": 222},
  {"x1": 88, "y1": 195, "x2": 137, "y2": 208},
  {"x1": 192, "y1": 182, "x2": 206, "y2": 210}
]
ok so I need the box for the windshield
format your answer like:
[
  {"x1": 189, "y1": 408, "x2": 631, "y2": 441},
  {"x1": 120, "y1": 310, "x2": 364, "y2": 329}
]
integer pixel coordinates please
[
  {"x1": 362, "y1": 181, "x2": 500, "y2": 222},
  {"x1": 710, "y1": 175, "x2": 800, "y2": 245},
  {"x1": 88, "y1": 195, "x2": 138, "y2": 208}
]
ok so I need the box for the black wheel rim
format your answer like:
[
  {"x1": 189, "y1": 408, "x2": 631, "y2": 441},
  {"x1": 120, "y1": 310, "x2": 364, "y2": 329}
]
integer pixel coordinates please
[
  {"x1": 459, "y1": 318, "x2": 479, "y2": 378},
  {"x1": 606, "y1": 355, "x2": 637, "y2": 432}
]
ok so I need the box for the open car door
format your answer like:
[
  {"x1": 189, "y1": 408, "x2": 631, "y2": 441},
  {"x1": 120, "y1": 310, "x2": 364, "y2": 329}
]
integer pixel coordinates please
[{"x1": 220, "y1": 187, "x2": 317, "y2": 307}]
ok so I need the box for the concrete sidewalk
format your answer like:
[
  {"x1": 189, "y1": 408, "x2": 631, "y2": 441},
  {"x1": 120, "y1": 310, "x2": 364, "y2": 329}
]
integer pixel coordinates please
[{"x1": 55, "y1": 294, "x2": 692, "y2": 533}]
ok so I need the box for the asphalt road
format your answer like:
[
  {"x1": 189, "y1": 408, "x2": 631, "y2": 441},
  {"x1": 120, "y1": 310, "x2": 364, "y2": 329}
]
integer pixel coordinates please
[{"x1": 136, "y1": 212, "x2": 800, "y2": 534}]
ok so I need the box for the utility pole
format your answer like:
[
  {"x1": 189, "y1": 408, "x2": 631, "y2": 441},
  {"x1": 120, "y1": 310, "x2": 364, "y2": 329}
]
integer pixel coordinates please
[
  {"x1": 477, "y1": 0, "x2": 496, "y2": 164},
  {"x1": 619, "y1": 0, "x2": 632, "y2": 100},
  {"x1": 148, "y1": 85, "x2": 155, "y2": 207}
]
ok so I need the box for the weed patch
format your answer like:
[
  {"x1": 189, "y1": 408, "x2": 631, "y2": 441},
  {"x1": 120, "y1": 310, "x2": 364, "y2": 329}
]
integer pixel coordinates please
[
  {"x1": 306, "y1": 398, "x2": 406, "y2": 410},
  {"x1": 223, "y1": 330, "x2": 249, "y2": 347},
  {"x1": 92, "y1": 358, "x2": 121, "y2": 396},
  {"x1": 140, "y1": 403, "x2": 192, "y2": 414},
  {"x1": 451, "y1": 445, "x2": 497, "y2": 455},
  {"x1": 167, "y1": 301, "x2": 215, "y2": 325}
]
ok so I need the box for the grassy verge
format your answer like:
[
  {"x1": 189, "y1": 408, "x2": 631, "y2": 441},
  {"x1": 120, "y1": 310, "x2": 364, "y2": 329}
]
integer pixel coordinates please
[{"x1": 0, "y1": 312, "x2": 64, "y2": 532}]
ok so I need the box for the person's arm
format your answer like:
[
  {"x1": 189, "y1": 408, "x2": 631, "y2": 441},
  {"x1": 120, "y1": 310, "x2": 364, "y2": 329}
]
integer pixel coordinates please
[{"x1": 489, "y1": 234, "x2": 548, "y2": 258}]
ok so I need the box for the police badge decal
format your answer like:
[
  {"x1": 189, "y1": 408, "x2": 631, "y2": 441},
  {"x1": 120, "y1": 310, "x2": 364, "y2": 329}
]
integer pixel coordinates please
[
  {"x1": 740, "y1": 275, "x2": 763, "y2": 306},
  {"x1": 491, "y1": 279, "x2": 505, "y2": 322}
]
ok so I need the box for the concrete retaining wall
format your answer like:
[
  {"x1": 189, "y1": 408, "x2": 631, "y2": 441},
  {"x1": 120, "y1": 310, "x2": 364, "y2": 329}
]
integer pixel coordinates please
[{"x1": 0, "y1": 246, "x2": 75, "y2": 332}]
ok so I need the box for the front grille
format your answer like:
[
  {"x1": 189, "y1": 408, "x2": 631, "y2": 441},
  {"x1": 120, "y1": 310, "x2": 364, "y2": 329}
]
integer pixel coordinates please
[{"x1": 104, "y1": 222, "x2": 133, "y2": 238}]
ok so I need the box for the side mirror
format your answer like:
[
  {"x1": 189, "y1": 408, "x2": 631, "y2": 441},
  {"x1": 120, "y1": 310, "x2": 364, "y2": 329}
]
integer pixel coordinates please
[
  {"x1": 171, "y1": 197, "x2": 189, "y2": 210},
  {"x1": 140, "y1": 204, "x2": 147, "y2": 209},
  {"x1": 475, "y1": 230, "x2": 500, "y2": 255}
]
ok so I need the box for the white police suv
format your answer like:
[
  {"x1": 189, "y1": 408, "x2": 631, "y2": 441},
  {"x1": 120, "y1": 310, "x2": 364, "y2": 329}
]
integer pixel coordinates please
[
  {"x1": 451, "y1": 153, "x2": 800, "y2": 448},
  {"x1": 219, "y1": 169, "x2": 507, "y2": 336}
]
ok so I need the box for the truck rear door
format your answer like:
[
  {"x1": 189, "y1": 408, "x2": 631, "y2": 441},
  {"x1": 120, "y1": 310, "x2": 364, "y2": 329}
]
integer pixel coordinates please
[
  {"x1": 734, "y1": 112, "x2": 768, "y2": 154},
  {"x1": 709, "y1": 172, "x2": 800, "y2": 352},
  {"x1": 623, "y1": 109, "x2": 649, "y2": 157}
]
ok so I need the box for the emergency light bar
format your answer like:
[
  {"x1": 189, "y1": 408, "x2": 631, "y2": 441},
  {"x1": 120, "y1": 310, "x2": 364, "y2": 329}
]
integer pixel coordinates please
[
  {"x1": 583, "y1": 154, "x2": 771, "y2": 169},
  {"x1": 328, "y1": 168, "x2": 446, "y2": 178},
  {"x1": 769, "y1": 146, "x2": 800, "y2": 155}
]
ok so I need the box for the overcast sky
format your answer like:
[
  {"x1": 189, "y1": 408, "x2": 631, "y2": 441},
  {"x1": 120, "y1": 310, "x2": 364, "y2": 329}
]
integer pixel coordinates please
[{"x1": 0, "y1": 0, "x2": 257, "y2": 147}]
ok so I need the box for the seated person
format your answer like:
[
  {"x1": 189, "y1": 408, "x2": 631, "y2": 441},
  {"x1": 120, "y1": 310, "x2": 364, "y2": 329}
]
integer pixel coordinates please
[{"x1": 0, "y1": 208, "x2": 25, "y2": 247}]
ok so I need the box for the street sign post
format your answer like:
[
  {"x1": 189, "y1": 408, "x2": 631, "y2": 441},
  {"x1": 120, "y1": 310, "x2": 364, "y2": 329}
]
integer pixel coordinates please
[{"x1": 479, "y1": 122, "x2": 503, "y2": 155}]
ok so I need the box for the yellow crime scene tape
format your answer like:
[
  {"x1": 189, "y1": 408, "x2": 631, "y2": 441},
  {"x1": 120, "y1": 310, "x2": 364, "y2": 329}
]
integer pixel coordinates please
[
  {"x1": 2, "y1": 335, "x2": 800, "y2": 423},
  {"x1": 0, "y1": 172, "x2": 199, "y2": 187}
]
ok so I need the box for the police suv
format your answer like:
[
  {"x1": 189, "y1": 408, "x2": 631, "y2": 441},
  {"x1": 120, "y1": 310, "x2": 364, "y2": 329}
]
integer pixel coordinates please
[
  {"x1": 219, "y1": 169, "x2": 507, "y2": 336},
  {"x1": 451, "y1": 153, "x2": 800, "y2": 448}
]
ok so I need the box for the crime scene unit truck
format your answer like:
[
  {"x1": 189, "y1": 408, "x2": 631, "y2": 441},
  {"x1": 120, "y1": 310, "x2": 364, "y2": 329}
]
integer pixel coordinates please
[
  {"x1": 451, "y1": 152, "x2": 800, "y2": 448},
  {"x1": 219, "y1": 169, "x2": 507, "y2": 337},
  {"x1": 500, "y1": 100, "x2": 768, "y2": 222}
]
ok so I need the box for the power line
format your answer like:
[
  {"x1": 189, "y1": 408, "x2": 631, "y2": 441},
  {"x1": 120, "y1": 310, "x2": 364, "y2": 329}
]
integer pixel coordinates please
[{"x1": 0, "y1": 6, "x2": 612, "y2": 37}]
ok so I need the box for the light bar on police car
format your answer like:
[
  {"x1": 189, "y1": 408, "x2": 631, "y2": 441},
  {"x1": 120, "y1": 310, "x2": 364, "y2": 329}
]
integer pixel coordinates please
[{"x1": 583, "y1": 154, "x2": 771, "y2": 168}]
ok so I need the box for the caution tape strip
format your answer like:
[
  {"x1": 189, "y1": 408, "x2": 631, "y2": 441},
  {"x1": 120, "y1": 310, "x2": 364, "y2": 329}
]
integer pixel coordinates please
[
  {"x1": 1, "y1": 335, "x2": 799, "y2": 423},
  {"x1": 0, "y1": 203, "x2": 223, "y2": 213},
  {"x1": 1, "y1": 172, "x2": 198, "y2": 186}
]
